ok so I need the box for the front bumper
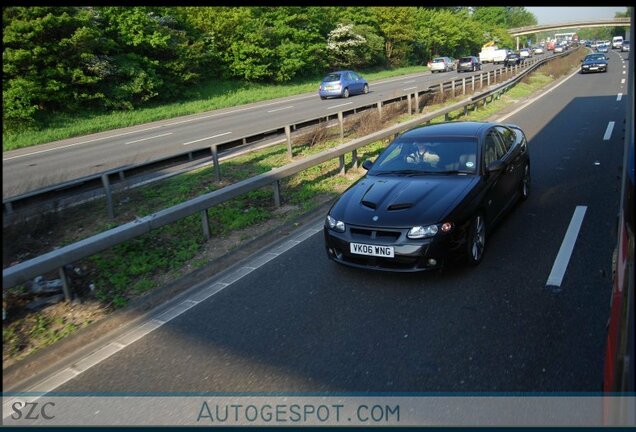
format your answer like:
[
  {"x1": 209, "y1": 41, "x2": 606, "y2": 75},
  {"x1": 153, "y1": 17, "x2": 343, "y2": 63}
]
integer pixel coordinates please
[
  {"x1": 323, "y1": 224, "x2": 465, "y2": 272},
  {"x1": 581, "y1": 65, "x2": 607, "y2": 73}
]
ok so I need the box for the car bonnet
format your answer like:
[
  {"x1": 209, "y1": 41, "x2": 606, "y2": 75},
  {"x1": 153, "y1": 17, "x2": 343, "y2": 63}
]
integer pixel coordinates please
[{"x1": 330, "y1": 175, "x2": 479, "y2": 228}]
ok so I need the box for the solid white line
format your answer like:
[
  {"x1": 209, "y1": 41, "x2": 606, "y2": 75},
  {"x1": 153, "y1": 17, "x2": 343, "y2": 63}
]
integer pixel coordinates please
[
  {"x1": 617, "y1": 93, "x2": 623, "y2": 102},
  {"x1": 546, "y1": 206, "x2": 587, "y2": 287},
  {"x1": 182, "y1": 132, "x2": 232, "y2": 146},
  {"x1": 496, "y1": 66, "x2": 580, "y2": 122},
  {"x1": 328, "y1": 102, "x2": 353, "y2": 109},
  {"x1": 125, "y1": 132, "x2": 173, "y2": 145},
  {"x1": 403, "y1": 86, "x2": 417, "y2": 91},
  {"x1": 402, "y1": 80, "x2": 416, "y2": 84},
  {"x1": 267, "y1": 105, "x2": 294, "y2": 113},
  {"x1": 603, "y1": 122, "x2": 615, "y2": 141}
]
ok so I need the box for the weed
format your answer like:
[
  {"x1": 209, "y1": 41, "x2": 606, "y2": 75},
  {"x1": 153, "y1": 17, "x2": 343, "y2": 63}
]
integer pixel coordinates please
[
  {"x1": 294, "y1": 121, "x2": 330, "y2": 148},
  {"x1": 132, "y1": 278, "x2": 154, "y2": 295}
]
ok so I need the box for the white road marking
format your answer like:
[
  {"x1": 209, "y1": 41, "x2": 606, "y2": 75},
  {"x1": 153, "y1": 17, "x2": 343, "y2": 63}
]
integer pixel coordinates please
[
  {"x1": 2, "y1": 126, "x2": 164, "y2": 161},
  {"x1": 617, "y1": 93, "x2": 623, "y2": 102},
  {"x1": 497, "y1": 66, "x2": 580, "y2": 122},
  {"x1": 267, "y1": 105, "x2": 294, "y2": 113},
  {"x1": 328, "y1": 102, "x2": 353, "y2": 109},
  {"x1": 164, "y1": 96, "x2": 315, "y2": 125},
  {"x1": 125, "y1": 132, "x2": 173, "y2": 145},
  {"x1": 402, "y1": 80, "x2": 416, "y2": 84},
  {"x1": 546, "y1": 206, "x2": 587, "y2": 287},
  {"x1": 2, "y1": 220, "x2": 324, "y2": 403},
  {"x1": 623, "y1": 71, "x2": 626, "y2": 74},
  {"x1": 2, "y1": 95, "x2": 320, "y2": 160},
  {"x1": 603, "y1": 122, "x2": 615, "y2": 141},
  {"x1": 403, "y1": 86, "x2": 417, "y2": 91},
  {"x1": 182, "y1": 132, "x2": 232, "y2": 146},
  {"x1": 621, "y1": 79, "x2": 625, "y2": 84}
]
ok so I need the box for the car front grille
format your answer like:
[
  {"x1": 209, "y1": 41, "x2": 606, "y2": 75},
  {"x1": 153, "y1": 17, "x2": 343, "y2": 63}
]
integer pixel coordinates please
[{"x1": 350, "y1": 227, "x2": 402, "y2": 242}]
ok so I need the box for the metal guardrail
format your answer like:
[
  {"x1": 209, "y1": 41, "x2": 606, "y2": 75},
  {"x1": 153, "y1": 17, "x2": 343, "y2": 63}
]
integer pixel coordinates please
[
  {"x1": 2, "y1": 54, "x2": 559, "y2": 219},
  {"x1": 3, "y1": 49, "x2": 575, "y2": 293}
]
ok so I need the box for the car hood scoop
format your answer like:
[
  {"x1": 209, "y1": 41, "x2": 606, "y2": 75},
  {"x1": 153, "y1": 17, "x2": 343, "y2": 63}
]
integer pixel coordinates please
[
  {"x1": 359, "y1": 179, "x2": 438, "y2": 211},
  {"x1": 332, "y1": 176, "x2": 478, "y2": 227},
  {"x1": 387, "y1": 203, "x2": 413, "y2": 210}
]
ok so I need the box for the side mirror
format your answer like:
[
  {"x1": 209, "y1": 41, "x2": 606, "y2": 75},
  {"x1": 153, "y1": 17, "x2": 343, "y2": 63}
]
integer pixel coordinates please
[
  {"x1": 362, "y1": 160, "x2": 374, "y2": 171},
  {"x1": 487, "y1": 160, "x2": 505, "y2": 173}
]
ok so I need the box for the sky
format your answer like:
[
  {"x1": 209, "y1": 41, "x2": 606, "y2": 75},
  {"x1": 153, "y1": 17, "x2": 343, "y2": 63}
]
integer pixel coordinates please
[{"x1": 525, "y1": 7, "x2": 628, "y2": 25}]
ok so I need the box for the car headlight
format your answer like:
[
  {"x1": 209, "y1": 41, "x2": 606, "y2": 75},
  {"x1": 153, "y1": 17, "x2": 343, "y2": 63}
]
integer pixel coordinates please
[
  {"x1": 407, "y1": 224, "x2": 439, "y2": 239},
  {"x1": 326, "y1": 215, "x2": 345, "y2": 233}
]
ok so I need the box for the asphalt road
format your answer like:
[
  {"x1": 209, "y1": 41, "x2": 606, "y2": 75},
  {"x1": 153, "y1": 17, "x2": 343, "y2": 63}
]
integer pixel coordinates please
[
  {"x1": 2, "y1": 56, "x2": 556, "y2": 198},
  {"x1": 11, "y1": 49, "x2": 626, "y2": 395}
]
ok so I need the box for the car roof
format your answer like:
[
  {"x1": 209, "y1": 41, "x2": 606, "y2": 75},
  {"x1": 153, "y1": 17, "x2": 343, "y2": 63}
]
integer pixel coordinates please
[{"x1": 399, "y1": 121, "x2": 495, "y2": 139}]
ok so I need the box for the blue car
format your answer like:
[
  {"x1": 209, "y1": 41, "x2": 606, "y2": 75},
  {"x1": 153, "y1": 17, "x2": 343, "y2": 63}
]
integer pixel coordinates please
[{"x1": 319, "y1": 70, "x2": 369, "y2": 99}]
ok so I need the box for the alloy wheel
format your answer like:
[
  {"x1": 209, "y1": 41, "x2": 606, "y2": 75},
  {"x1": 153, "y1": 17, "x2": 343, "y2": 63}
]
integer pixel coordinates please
[{"x1": 469, "y1": 214, "x2": 486, "y2": 265}]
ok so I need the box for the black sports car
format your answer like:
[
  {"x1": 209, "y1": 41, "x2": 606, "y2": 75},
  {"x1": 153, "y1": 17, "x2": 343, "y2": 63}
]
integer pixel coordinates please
[
  {"x1": 324, "y1": 121, "x2": 530, "y2": 272},
  {"x1": 580, "y1": 53, "x2": 608, "y2": 74}
]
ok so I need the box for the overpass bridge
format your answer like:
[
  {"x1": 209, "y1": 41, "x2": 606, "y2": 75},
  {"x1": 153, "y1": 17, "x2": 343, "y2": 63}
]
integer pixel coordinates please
[{"x1": 508, "y1": 17, "x2": 631, "y2": 49}]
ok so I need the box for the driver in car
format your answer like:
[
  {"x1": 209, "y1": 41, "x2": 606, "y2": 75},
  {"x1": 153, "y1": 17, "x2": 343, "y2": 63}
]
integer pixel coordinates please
[{"x1": 406, "y1": 142, "x2": 440, "y2": 166}]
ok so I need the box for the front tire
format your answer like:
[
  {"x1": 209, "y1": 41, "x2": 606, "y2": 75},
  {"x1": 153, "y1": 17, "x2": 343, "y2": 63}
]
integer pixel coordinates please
[{"x1": 466, "y1": 214, "x2": 486, "y2": 266}]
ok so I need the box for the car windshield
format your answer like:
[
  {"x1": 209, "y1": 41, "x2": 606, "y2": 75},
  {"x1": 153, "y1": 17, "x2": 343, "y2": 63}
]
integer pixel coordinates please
[
  {"x1": 369, "y1": 137, "x2": 479, "y2": 175},
  {"x1": 322, "y1": 73, "x2": 341, "y2": 82},
  {"x1": 585, "y1": 54, "x2": 605, "y2": 61}
]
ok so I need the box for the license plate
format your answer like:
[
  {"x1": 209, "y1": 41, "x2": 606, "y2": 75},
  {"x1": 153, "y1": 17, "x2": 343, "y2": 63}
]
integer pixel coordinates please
[
  {"x1": 590, "y1": 67, "x2": 598, "y2": 70},
  {"x1": 350, "y1": 243, "x2": 394, "y2": 258}
]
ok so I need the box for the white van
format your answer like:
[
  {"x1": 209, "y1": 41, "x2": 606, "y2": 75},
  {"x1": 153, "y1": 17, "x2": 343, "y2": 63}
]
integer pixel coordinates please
[{"x1": 612, "y1": 36, "x2": 624, "y2": 49}]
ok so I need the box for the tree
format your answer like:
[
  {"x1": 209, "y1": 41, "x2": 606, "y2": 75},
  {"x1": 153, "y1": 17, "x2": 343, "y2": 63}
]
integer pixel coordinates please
[
  {"x1": 326, "y1": 24, "x2": 367, "y2": 69},
  {"x1": 374, "y1": 7, "x2": 417, "y2": 66},
  {"x1": 3, "y1": 7, "x2": 98, "y2": 126}
]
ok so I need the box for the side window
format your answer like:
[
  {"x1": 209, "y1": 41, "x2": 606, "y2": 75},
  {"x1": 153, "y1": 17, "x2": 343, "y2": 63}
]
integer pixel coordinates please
[
  {"x1": 495, "y1": 126, "x2": 514, "y2": 152},
  {"x1": 351, "y1": 72, "x2": 360, "y2": 80},
  {"x1": 484, "y1": 132, "x2": 499, "y2": 166}
]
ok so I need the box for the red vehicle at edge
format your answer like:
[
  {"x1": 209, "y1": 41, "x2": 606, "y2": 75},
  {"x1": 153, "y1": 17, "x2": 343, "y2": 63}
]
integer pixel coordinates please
[{"x1": 603, "y1": 9, "x2": 634, "y2": 398}]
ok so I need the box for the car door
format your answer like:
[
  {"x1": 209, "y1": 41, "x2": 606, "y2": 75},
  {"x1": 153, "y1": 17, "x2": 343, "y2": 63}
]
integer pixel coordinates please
[
  {"x1": 482, "y1": 128, "x2": 512, "y2": 224},
  {"x1": 351, "y1": 72, "x2": 363, "y2": 93},
  {"x1": 495, "y1": 126, "x2": 524, "y2": 209}
]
